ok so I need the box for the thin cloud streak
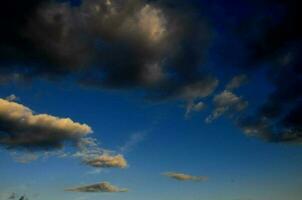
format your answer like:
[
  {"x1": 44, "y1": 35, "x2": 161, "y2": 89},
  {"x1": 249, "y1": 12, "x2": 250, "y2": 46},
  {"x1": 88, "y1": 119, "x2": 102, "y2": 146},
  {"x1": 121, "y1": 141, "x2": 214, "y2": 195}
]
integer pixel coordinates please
[{"x1": 163, "y1": 172, "x2": 208, "y2": 181}]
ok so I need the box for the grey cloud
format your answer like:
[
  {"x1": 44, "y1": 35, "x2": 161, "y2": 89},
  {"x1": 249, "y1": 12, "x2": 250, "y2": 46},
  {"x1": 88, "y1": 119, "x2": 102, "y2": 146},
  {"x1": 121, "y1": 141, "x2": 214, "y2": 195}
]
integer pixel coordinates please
[
  {"x1": 206, "y1": 90, "x2": 248, "y2": 123},
  {"x1": 0, "y1": 0, "x2": 215, "y2": 102},
  {"x1": 163, "y1": 172, "x2": 208, "y2": 181},
  {"x1": 236, "y1": 51, "x2": 302, "y2": 144},
  {"x1": 226, "y1": 74, "x2": 248, "y2": 90},
  {"x1": 239, "y1": 112, "x2": 302, "y2": 144},
  {"x1": 185, "y1": 101, "x2": 206, "y2": 118},
  {"x1": 65, "y1": 182, "x2": 128, "y2": 193},
  {"x1": 0, "y1": 98, "x2": 92, "y2": 150}
]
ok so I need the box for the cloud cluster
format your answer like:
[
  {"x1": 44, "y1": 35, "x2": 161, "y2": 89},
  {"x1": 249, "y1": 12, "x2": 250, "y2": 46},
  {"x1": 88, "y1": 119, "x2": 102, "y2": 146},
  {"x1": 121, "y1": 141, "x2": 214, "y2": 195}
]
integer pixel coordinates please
[
  {"x1": 0, "y1": 98, "x2": 92, "y2": 150},
  {"x1": 66, "y1": 182, "x2": 128, "y2": 193},
  {"x1": 163, "y1": 172, "x2": 208, "y2": 181},
  {"x1": 205, "y1": 75, "x2": 248, "y2": 123},
  {"x1": 74, "y1": 137, "x2": 128, "y2": 168},
  {"x1": 0, "y1": 0, "x2": 300, "y2": 146},
  {"x1": 0, "y1": 99, "x2": 129, "y2": 166},
  {"x1": 234, "y1": 0, "x2": 302, "y2": 143},
  {"x1": 0, "y1": 0, "x2": 216, "y2": 102}
]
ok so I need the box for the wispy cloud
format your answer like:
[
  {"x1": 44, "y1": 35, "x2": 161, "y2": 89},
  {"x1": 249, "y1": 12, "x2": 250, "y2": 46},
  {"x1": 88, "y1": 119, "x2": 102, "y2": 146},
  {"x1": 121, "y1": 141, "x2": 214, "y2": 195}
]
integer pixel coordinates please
[
  {"x1": 119, "y1": 132, "x2": 146, "y2": 153},
  {"x1": 10, "y1": 152, "x2": 39, "y2": 164},
  {"x1": 163, "y1": 172, "x2": 208, "y2": 181},
  {"x1": 185, "y1": 101, "x2": 206, "y2": 118},
  {"x1": 74, "y1": 137, "x2": 128, "y2": 168},
  {"x1": 5, "y1": 94, "x2": 19, "y2": 102},
  {"x1": 226, "y1": 74, "x2": 248, "y2": 91},
  {"x1": 205, "y1": 90, "x2": 248, "y2": 123}
]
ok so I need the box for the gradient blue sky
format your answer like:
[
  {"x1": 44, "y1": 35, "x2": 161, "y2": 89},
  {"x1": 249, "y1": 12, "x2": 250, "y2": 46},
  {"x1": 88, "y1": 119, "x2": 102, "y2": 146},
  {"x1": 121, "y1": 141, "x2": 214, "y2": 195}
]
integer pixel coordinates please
[
  {"x1": 1, "y1": 77, "x2": 302, "y2": 200},
  {"x1": 0, "y1": 0, "x2": 301, "y2": 200}
]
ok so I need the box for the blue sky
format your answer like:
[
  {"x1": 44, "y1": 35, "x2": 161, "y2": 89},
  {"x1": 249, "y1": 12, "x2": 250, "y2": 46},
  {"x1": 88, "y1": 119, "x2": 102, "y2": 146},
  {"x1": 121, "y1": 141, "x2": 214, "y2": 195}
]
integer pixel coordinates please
[
  {"x1": 1, "y1": 78, "x2": 302, "y2": 200},
  {"x1": 0, "y1": 0, "x2": 301, "y2": 200}
]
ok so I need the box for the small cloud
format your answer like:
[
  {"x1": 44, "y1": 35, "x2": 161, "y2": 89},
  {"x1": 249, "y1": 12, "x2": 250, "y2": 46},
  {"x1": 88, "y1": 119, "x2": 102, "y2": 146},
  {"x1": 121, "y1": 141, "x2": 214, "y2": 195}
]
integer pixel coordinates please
[
  {"x1": 10, "y1": 152, "x2": 39, "y2": 164},
  {"x1": 74, "y1": 137, "x2": 128, "y2": 169},
  {"x1": 5, "y1": 94, "x2": 19, "y2": 102},
  {"x1": 206, "y1": 90, "x2": 248, "y2": 123},
  {"x1": 185, "y1": 101, "x2": 206, "y2": 118},
  {"x1": 85, "y1": 168, "x2": 106, "y2": 175},
  {"x1": 178, "y1": 79, "x2": 219, "y2": 100},
  {"x1": 163, "y1": 172, "x2": 208, "y2": 181},
  {"x1": 83, "y1": 154, "x2": 127, "y2": 168},
  {"x1": 226, "y1": 74, "x2": 248, "y2": 90},
  {"x1": 65, "y1": 182, "x2": 128, "y2": 193}
]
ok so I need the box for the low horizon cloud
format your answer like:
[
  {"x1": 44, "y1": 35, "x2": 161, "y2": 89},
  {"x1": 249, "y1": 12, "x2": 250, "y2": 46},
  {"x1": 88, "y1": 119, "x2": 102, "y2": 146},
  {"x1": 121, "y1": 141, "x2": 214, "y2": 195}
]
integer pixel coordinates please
[{"x1": 65, "y1": 182, "x2": 128, "y2": 193}]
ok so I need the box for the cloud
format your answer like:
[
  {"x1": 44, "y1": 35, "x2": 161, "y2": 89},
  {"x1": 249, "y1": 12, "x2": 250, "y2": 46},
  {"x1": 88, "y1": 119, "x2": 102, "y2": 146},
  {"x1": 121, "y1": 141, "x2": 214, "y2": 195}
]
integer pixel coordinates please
[
  {"x1": 163, "y1": 172, "x2": 208, "y2": 181},
  {"x1": 226, "y1": 75, "x2": 248, "y2": 91},
  {"x1": 0, "y1": 98, "x2": 92, "y2": 150},
  {"x1": 0, "y1": 0, "x2": 215, "y2": 102},
  {"x1": 119, "y1": 132, "x2": 146, "y2": 153},
  {"x1": 236, "y1": 60, "x2": 302, "y2": 143},
  {"x1": 5, "y1": 94, "x2": 19, "y2": 102},
  {"x1": 206, "y1": 90, "x2": 248, "y2": 123},
  {"x1": 65, "y1": 182, "x2": 128, "y2": 193},
  {"x1": 185, "y1": 101, "x2": 206, "y2": 118},
  {"x1": 74, "y1": 137, "x2": 128, "y2": 168},
  {"x1": 229, "y1": 0, "x2": 302, "y2": 143},
  {"x1": 83, "y1": 154, "x2": 127, "y2": 168},
  {"x1": 10, "y1": 152, "x2": 39, "y2": 164},
  {"x1": 0, "y1": 0, "x2": 300, "y2": 145}
]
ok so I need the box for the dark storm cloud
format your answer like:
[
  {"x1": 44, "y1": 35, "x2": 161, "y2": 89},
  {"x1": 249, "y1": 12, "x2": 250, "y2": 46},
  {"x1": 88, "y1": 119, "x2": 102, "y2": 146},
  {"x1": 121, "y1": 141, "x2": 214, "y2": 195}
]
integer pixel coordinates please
[
  {"x1": 235, "y1": 0, "x2": 302, "y2": 143},
  {"x1": 0, "y1": 0, "x2": 300, "y2": 145},
  {"x1": 0, "y1": 0, "x2": 216, "y2": 101}
]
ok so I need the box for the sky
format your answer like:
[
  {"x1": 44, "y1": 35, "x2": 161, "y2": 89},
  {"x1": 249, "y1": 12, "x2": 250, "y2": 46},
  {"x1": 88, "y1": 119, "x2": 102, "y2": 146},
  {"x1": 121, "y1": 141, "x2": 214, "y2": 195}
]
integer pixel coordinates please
[{"x1": 0, "y1": 0, "x2": 301, "y2": 200}]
